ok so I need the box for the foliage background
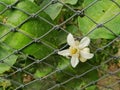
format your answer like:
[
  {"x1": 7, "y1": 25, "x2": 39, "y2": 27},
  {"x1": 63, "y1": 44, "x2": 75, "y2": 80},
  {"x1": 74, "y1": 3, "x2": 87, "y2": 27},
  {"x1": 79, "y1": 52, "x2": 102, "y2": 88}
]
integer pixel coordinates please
[{"x1": 0, "y1": 0, "x2": 120, "y2": 90}]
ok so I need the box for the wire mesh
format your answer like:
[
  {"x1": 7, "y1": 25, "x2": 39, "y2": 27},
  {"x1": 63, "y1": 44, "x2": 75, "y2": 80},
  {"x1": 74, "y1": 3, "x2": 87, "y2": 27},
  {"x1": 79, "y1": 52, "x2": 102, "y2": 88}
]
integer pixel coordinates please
[{"x1": 0, "y1": 0, "x2": 120, "y2": 90}]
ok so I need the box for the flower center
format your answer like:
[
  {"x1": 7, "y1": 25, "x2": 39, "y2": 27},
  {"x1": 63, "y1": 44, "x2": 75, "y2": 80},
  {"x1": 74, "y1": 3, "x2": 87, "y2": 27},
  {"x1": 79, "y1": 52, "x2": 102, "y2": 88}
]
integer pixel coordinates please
[{"x1": 69, "y1": 47, "x2": 77, "y2": 55}]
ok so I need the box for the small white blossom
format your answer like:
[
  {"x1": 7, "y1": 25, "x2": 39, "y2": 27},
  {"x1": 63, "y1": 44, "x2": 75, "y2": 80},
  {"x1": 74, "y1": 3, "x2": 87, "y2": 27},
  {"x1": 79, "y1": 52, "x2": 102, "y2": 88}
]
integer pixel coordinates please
[{"x1": 58, "y1": 33, "x2": 94, "y2": 68}]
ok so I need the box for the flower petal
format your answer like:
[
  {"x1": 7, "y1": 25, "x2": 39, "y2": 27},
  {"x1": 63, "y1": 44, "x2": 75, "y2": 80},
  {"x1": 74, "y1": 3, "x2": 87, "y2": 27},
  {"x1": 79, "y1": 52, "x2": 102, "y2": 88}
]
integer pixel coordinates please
[
  {"x1": 80, "y1": 48, "x2": 94, "y2": 59},
  {"x1": 58, "y1": 49, "x2": 70, "y2": 56},
  {"x1": 79, "y1": 56, "x2": 87, "y2": 62},
  {"x1": 71, "y1": 55, "x2": 79, "y2": 68},
  {"x1": 82, "y1": 48, "x2": 90, "y2": 52},
  {"x1": 67, "y1": 33, "x2": 75, "y2": 46},
  {"x1": 79, "y1": 37, "x2": 90, "y2": 49}
]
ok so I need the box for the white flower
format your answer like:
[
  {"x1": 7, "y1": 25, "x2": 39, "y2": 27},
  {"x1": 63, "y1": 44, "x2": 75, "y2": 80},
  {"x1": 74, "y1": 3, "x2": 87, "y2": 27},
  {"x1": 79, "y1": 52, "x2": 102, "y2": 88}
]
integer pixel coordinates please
[{"x1": 58, "y1": 33, "x2": 94, "y2": 68}]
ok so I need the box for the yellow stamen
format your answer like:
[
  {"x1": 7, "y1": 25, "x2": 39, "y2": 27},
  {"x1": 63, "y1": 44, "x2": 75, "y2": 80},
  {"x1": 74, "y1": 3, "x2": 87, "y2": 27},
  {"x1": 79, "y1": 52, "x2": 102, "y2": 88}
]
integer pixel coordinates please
[{"x1": 70, "y1": 47, "x2": 77, "y2": 55}]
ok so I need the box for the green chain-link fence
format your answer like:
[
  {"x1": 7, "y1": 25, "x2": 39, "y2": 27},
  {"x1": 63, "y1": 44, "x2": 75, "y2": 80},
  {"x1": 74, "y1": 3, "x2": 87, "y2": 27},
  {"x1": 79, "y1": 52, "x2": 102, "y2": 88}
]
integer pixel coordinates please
[{"x1": 0, "y1": 0, "x2": 120, "y2": 90}]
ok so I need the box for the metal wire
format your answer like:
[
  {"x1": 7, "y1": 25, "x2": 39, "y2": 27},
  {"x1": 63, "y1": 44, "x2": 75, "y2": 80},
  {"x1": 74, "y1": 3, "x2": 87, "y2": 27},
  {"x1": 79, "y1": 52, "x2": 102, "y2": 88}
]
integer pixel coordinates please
[{"x1": 0, "y1": 0, "x2": 120, "y2": 90}]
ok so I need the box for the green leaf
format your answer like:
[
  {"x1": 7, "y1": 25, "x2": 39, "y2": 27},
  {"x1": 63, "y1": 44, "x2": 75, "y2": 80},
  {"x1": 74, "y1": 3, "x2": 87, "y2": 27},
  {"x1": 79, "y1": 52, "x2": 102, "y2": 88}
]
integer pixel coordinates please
[
  {"x1": 56, "y1": 55, "x2": 98, "y2": 85},
  {"x1": 0, "y1": 77, "x2": 11, "y2": 90},
  {"x1": 0, "y1": 0, "x2": 16, "y2": 4},
  {"x1": 78, "y1": 0, "x2": 120, "y2": 39},
  {"x1": 29, "y1": 0, "x2": 34, "y2": 2},
  {"x1": 42, "y1": 0, "x2": 78, "y2": 20},
  {"x1": 0, "y1": 0, "x2": 69, "y2": 60},
  {"x1": 34, "y1": 66, "x2": 52, "y2": 78},
  {"x1": 85, "y1": 85, "x2": 98, "y2": 90},
  {"x1": 0, "y1": 43, "x2": 17, "y2": 74},
  {"x1": 0, "y1": 0, "x2": 56, "y2": 59},
  {"x1": 34, "y1": 0, "x2": 63, "y2": 20},
  {"x1": 56, "y1": 57, "x2": 98, "y2": 89},
  {"x1": 24, "y1": 78, "x2": 56, "y2": 90},
  {"x1": 34, "y1": 55, "x2": 58, "y2": 78},
  {"x1": 44, "y1": 2, "x2": 63, "y2": 20},
  {"x1": 57, "y1": 56, "x2": 70, "y2": 69},
  {"x1": 34, "y1": 0, "x2": 49, "y2": 6},
  {"x1": 61, "y1": 0, "x2": 78, "y2": 5}
]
